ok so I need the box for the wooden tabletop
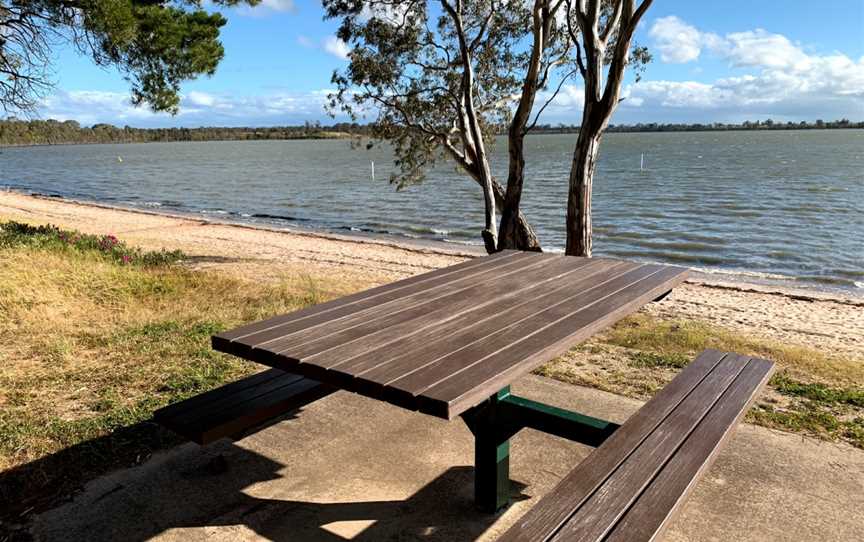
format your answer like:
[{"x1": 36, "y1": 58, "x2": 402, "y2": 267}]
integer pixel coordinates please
[{"x1": 213, "y1": 251, "x2": 688, "y2": 420}]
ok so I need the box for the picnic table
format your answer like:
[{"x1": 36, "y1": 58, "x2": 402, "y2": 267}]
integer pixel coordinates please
[{"x1": 155, "y1": 250, "x2": 773, "y2": 541}]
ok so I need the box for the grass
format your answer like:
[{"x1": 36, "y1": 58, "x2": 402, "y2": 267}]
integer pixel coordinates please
[
  {"x1": 0, "y1": 221, "x2": 358, "y2": 527},
  {"x1": 603, "y1": 314, "x2": 864, "y2": 386},
  {"x1": 540, "y1": 314, "x2": 864, "y2": 449}
]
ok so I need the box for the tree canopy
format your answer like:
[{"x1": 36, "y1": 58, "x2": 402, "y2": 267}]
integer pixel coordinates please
[{"x1": 0, "y1": 0, "x2": 256, "y2": 114}]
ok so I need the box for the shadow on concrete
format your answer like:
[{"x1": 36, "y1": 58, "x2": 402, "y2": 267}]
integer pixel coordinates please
[
  {"x1": 0, "y1": 421, "x2": 183, "y2": 540},
  {"x1": 10, "y1": 416, "x2": 526, "y2": 541}
]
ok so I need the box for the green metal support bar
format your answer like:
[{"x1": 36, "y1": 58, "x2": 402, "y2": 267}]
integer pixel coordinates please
[
  {"x1": 461, "y1": 386, "x2": 620, "y2": 514},
  {"x1": 498, "y1": 394, "x2": 619, "y2": 447}
]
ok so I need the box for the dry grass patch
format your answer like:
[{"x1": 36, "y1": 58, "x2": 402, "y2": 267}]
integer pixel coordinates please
[{"x1": 0, "y1": 226, "x2": 372, "y2": 527}]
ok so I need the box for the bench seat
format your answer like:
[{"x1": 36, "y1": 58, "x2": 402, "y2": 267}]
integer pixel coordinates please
[
  {"x1": 154, "y1": 369, "x2": 334, "y2": 445},
  {"x1": 500, "y1": 349, "x2": 774, "y2": 542}
]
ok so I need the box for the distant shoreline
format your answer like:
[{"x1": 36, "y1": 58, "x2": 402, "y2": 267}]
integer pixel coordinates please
[
  {"x1": 0, "y1": 131, "x2": 355, "y2": 148},
  {"x1": 1, "y1": 119, "x2": 861, "y2": 147}
]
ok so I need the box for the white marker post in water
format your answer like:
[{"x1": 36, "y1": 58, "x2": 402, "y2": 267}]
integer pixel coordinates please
[
  {"x1": 370, "y1": 160, "x2": 375, "y2": 182},
  {"x1": 640, "y1": 153, "x2": 644, "y2": 172}
]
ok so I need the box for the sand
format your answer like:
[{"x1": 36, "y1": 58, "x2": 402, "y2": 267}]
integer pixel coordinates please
[{"x1": 2, "y1": 190, "x2": 862, "y2": 359}]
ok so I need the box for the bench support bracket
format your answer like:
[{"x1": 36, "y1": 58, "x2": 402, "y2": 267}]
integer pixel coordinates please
[{"x1": 462, "y1": 386, "x2": 620, "y2": 514}]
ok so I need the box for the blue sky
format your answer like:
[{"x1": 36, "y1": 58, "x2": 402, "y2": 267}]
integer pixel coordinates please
[{"x1": 37, "y1": 0, "x2": 864, "y2": 127}]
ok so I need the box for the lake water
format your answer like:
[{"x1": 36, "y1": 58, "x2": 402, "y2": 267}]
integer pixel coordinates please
[{"x1": 2, "y1": 130, "x2": 862, "y2": 294}]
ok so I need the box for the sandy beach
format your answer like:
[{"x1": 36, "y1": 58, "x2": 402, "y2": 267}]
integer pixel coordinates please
[{"x1": 2, "y1": 190, "x2": 862, "y2": 359}]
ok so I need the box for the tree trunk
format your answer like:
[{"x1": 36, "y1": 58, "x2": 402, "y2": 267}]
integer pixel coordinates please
[
  {"x1": 565, "y1": 124, "x2": 602, "y2": 257},
  {"x1": 497, "y1": 0, "x2": 549, "y2": 253},
  {"x1": 494, "y1": 175, "x2": 541, "y2": 251}
]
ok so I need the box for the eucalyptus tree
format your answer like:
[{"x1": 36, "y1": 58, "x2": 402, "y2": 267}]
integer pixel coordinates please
[
  {"x1": 326, "y1": 0, "x2": 652, "y2": 255},
  {"x1": 0, "y1": 0, "x2": 257, "y2": 114},
  {"x1": 326, "y1": 0, "x2": 560, "y2": 253},
  {"x1": 562, "y1": 0, "x2": 653, "y2": 256}
]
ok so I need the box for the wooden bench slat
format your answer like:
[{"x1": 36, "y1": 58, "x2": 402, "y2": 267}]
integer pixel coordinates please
[
  {"x1": 547, "y1": 353, "x2": 750, "y2": 542},
  {"x1": 167, "y1": 371, "x2": 310, "y2": 427},
  {"x1": 258, "y1": 253, "x2": 558, "y2": 358},
  {"x1": 154, "y1": 371, "x2": 333, "y2": 445},
  {"x1": 497, "y1": 350, "x2": 728, "y2": 542},
  {"x1": 500, "y1": 351, "x2": 773, "y2": 542},
  {"x1": 603, "y1": 357, "x2": 774, "y2": 542},
  {"x1": 215, "y1": 250, "x2": 529, "y2": 354},
  {"x1": 153, "y1": 368, "x2": 287, "y2": 419},
  {"x1": 421, "y1": 265, "x2": 687, "y2": 418}
]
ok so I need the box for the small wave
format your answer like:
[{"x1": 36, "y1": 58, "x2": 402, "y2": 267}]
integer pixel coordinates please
[
  {"x1": 602, "y1": 231, "x2": 651, "y2": 240},
  {"x1": 855, "y1": 281, "x2": 864, "y2": 289},
  {"x1": 690, "y1": 266, "x2": 792, "y2": 282},
  {"x1": 200, "y1": 209, "x2": 229, "y2": 215},
  {"x1": 606, "y1": 249, "x2": 733, "y2": 266},
  {"x1": 250, "y1": 213, "x2": 309, "y2": 222},
  {"x1": 339, "y1": 225, "x2": 392, "y2": 235},
  {"x1": 805, "y1": 186, "x2": 848, "y2": 193},
  {"x1": 628, "y1": 240, "x2": 720, "y2": 252},
  {"x1": 140, "y1": 201, "x2": 162, "y2": 207}
]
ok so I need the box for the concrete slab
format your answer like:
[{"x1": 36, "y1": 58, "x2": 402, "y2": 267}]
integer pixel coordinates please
[{"x1": 30, "y1": 375, "x2": 864, "y2": 541}]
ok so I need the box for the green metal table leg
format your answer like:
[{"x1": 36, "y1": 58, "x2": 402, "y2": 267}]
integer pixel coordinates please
[
  {"x1": 462, "y1": 384, "x2": 620, "y2": 514},
  {"x1": 474, "y1": 429, "x2": 511, "y2": 513},
  {"x1": 466, "y1": 386, "x2": 513, "y2": 513}
]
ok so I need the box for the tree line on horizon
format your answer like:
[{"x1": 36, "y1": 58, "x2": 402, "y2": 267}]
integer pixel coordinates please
[
  {"x1": 1, "y1": 117, "x2": 860, "y2": 147},
  {"x1": 0, "y1": 120, "x2": 370, "y2": 146}
]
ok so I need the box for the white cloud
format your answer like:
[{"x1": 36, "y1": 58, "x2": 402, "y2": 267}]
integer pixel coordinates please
[
  {"x1": 619, "y1": 51, "x2": 864, "y2": 119},
  {"x1": 722, "y1": 29, "x2": 811, "y2": 70},
  {"x1": 358, "y1": 4, "x2": 411, "y2": 25},
  {"x1": 186, "y1": 91, "x2": 216, "y2": 107},
  {"x1": 37, "y1": 88, "x2": 348, "y2": 127},
  {"x1": 259, "y1": 0, "x2": 295, "y2": 11},
  {"x1": 649, "y1": 16, "x2": 706, "y2": 63},
  {"x1": 230, "y1": 0, "x2": 295, "y2": 17},
  {"x1": 323, "y1": 36, "x2": 350, "y2": 60},
  {"x1": 629, "y1": 16, "x2": 864, "y2": 121},
  {"x1": 650, "y1": 16, "x2": 815, "y2": 70}
]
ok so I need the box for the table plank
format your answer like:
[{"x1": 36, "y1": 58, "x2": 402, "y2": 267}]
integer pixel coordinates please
[
  {"x1": 236, "y1": 251, "x2": 536, "y2": 355},
  {"x1": 369, "y1": 262, "x2": 652, "y2": 409},
  {"x1": 212, "y1": 253, "x2": 689, "y2": 420},
  {"x1": 214, "y1": 249, "x2": 525, "y2": 353},
  {"x1": 420, "y1": 265, "x2": 688, "y2": 418},
  {"x1": 297, "y1": 257, "x2": 603, "y2": 373},
  {"x1": 263, "y1": 253, "x2": 565, "y2": 360},
  {"x1": 334, "y1": 260, "x2": 630, "y2": 392}
]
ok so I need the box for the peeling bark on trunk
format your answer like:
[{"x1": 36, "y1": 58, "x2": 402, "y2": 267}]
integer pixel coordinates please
[{"x1": 566, "y1": 127, "x2": 602, "y2": 256}]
